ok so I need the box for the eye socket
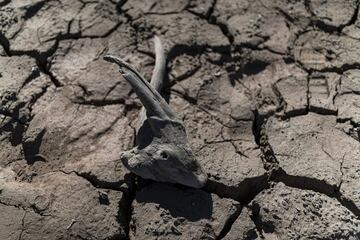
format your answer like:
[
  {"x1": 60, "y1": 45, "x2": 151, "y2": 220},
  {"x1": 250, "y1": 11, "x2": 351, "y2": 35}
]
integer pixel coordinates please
[{"x1": 160, "y1": 151, "x2": 168, "y2": 159}]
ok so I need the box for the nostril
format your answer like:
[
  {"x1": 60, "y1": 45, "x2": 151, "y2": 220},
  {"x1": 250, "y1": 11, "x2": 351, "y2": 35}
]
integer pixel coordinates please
[
  {"x1": 120, "y1": 152, "x2": 127, "y2": 162},
  {"x1": 120, "y1": 151, "x2": 132, "y2": 162},
  {"x1": 160, "y1": 151, "x2": 168, "y2": 159}
]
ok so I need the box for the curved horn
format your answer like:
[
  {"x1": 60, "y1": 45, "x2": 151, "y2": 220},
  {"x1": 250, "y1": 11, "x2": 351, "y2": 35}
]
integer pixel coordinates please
[
  {"x1": 103, "y1": 38, "x2": 175, "y2": 121},
  {"x1": 150, "y1": 35, "x2": 166, "y2": 92},
  {"x1": 137, "y1": 36, "x2": 167, "y2": 128}
]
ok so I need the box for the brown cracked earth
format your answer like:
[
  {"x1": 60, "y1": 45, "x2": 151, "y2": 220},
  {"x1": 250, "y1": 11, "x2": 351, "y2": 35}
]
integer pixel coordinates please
[{"x1": 1, "y1": 0, "x2": 360, "y2": 239}]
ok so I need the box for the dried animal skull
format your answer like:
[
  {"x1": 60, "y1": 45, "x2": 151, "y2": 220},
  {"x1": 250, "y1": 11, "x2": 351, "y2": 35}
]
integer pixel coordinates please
[{"x1": 103, "y1": 36, "x2": 207, "y2": 188}]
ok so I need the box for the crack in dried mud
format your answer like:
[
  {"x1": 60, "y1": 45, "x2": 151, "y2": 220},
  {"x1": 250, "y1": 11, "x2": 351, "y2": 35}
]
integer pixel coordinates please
[
  {"x1": 253, "y1": 115, "x2": 360, "y2": 219},
  {"x1": 18, "y1": 211, "x2": 26, "y2": 240},
  {"x1": 216, "y1": 204, "x2": 242, "y2": 240},
  {"x1": 2, "y1": 0, "x2": 360, "y2": 238},
  {"x1": 271, "y1": 168, "x2": 360, "y2": 219}
]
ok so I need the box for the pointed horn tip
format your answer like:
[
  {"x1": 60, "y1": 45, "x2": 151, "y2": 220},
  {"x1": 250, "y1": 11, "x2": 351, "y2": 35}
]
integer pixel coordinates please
[
  {"x1": 153, "y1": 35, "x2": 160, "y2": 42},
  {"x1": 103, "y1": 54, "x2": 132, "y2": 73},
  {"x1": 153, "y1": 36, "x2": 162, "y2": 47},
  {"x1": 103, "y1": 54, "x2": 118, "y2": 63}
]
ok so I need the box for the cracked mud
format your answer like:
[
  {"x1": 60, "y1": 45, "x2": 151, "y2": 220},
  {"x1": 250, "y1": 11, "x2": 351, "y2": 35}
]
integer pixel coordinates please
[{"x1": 1, "y1": 0, "x2": 360, "y2": 239}]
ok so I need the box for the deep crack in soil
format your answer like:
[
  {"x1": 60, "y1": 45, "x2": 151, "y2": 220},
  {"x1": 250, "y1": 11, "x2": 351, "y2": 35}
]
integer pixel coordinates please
[{"x1": 1, "y1": 0, "x2": 360, "y2": 239}]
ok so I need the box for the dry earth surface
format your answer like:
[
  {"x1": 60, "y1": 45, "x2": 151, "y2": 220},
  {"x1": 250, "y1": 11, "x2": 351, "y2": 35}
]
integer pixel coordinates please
[{"x1": 1, "y1": 0, "x2": 360, "y2": 239}]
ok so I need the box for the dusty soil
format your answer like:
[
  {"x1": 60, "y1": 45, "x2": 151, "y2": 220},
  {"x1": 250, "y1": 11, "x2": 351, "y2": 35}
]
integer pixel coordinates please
[{"x1": 1, "y1": 0, "x2": 360, "y2": 239}]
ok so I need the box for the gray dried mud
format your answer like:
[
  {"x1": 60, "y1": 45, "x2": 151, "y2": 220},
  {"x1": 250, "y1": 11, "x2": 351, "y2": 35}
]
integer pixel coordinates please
[{"x1": 1, "y1": 0, "x2": 360, "y2": 239}]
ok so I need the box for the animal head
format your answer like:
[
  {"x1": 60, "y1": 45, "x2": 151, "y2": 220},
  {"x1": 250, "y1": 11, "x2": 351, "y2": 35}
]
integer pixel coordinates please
[
  {"x1": 103, "y1": 37, "x2": 207, "y2": 188},
  {"x1": 121, "y1": 142, "x2": 207, "y2": 188}
]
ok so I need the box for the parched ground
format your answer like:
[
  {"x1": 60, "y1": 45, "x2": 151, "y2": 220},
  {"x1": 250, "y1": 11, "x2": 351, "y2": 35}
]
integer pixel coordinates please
[{"x1": 1, "y1": 0, "x2": 360, "y2": 239}]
